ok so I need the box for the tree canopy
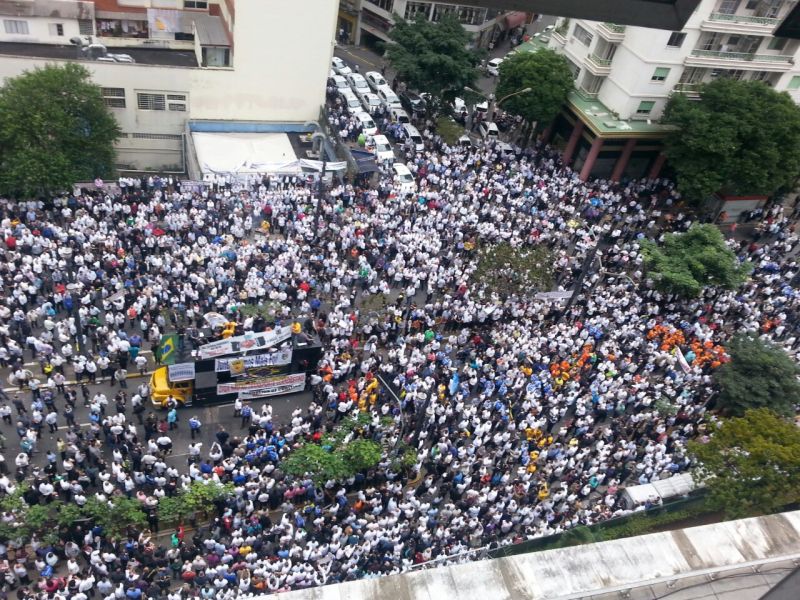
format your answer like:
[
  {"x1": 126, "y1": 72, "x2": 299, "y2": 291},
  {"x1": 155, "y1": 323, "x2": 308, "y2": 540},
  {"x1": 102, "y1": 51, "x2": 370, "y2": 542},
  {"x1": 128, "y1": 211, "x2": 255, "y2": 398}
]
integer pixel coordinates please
[
  {"x1": 639, "y1": 224, "x2": 751, "y2": 297},
  {"x1": 496, "y1": 49, "x2": 574, "y2": 127},
  {"x1": 0, "y1": 63, "x2": 120, "y2": 198},
  {"x1": 689, "y1": 408, "x2": 800, "y2": 518},
  {"x1": 384, "y1": 15, "x2": 480, "y2": 101},
  {"x1": 471, "y1": 242, "x2": 554, "y2": 299},
  {"x1": 662, "y1": 78, "x2": 800, "y2": 201},
  {"x1": 713, "y1": 335, "x2": 800, "y2": 417}
]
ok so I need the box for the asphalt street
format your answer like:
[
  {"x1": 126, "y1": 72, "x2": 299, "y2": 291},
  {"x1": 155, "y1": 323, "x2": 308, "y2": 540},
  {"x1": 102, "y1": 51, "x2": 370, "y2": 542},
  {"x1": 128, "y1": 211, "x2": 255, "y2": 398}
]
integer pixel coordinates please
[{"x1": 0, "y1": 351, "x2": 313, "y2": 473}]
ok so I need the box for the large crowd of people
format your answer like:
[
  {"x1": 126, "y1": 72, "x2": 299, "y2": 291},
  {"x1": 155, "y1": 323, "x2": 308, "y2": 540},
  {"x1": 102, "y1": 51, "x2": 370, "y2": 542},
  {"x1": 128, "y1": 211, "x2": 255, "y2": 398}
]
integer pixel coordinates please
[{"x1": 0, "y1": 92, "x2": 797, "y2": 600}]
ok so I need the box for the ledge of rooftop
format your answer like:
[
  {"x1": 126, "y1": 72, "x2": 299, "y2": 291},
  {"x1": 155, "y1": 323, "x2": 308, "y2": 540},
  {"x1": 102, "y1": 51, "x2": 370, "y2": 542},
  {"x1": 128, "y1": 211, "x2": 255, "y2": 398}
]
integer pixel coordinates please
[
  {"x1": 0, "y1": 41, "x2": 198, "y2": 67},
  {"x1": 568, "y1": 89, "x2": 677, "y2": 138}
]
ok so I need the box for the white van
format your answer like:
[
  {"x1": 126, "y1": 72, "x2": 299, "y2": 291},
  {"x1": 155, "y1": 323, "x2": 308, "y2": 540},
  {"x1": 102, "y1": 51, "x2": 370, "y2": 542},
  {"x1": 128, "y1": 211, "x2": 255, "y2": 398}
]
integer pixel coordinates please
[
  {"x1": 376, "y1": 85, "x2": 402, "y2": 110},
  {"x1": 369, "y1": 134, "x2": 395, "y2": 163},
  {"x1": 390, "y1": 107, "x2": 411, "y2": 125},
  {"x1": 355, "y1": 111, "x2": 378, "y2": 136},
  {"x1": 402, "y1": 124, "x2": 425, "y2": 152},
  {"x1": 340, "y1": 89, "x2": 362, "y2": 114},
  {"x1": 392, "y1": 163, "x2": 417, "y2": 195}
]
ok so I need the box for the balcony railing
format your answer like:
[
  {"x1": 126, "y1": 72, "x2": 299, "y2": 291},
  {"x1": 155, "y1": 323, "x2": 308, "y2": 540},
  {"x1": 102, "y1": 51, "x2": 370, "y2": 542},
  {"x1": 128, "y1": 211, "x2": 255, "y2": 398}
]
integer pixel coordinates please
[
  {"x1": 575, "y1": 87, "x2": 599, "y2": 100},
  {"x1": 673, "y1": 83, "x2": 701, "y2": 96},
  {"x1": 588, "y1": 53, "x2": 613, "y2": 66},
  {"x1": 689, "y1": 49, "x2": 794, "y2": 63},
  {"x1": 602, "y1": 22, "x2": 626, "y2": 32},
  {"x1": 708, "y1": 13, "x2": 781, "y2": 26}
]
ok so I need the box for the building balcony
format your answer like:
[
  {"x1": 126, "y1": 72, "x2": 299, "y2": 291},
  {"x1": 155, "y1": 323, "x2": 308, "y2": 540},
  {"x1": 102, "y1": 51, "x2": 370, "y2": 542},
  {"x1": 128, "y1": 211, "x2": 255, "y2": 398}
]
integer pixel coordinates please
[
  {"x1": 596, "y1": 22, "x2": 626, "y2": 42},
  {"x1": 686, "y1": 49, "x2": 794, "y2": 71},
  {"x1": 673, "y1": 82, "x2": 701, "y2": 97},
  {"x1": 701, "y1": 12, "x2": 781, "y2": 34},
  {"x1": 585, "y1": 53, "x2": 613, "y2": 75},
  {"x1": 575, "y1": 86, "x2": 599, "y2": 100},
  {"x1": 551, "y1": 30, "x2": 566, "y2": 46}
]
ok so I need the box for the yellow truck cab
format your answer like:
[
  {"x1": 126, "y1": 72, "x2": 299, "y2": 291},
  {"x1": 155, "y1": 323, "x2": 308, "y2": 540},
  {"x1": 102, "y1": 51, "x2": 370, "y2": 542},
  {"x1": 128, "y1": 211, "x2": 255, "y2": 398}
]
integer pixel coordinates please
[{"x1": 150, "y1": 366, "x2": 193, "y2": 407}]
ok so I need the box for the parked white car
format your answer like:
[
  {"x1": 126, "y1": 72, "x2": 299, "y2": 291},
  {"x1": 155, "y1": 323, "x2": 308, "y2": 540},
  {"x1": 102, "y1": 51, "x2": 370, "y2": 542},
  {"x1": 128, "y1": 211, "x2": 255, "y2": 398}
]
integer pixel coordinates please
[
  {"x1": 358, "y1": 91, "x2": 381, "y2": 115},
  {"x1": 376, "y1": 85, "x2": 402, "y2": 110},
  {"x1": 331, "y1": 56, "x2": 352, "y2": 76},
  {"x1": 346, "y1": 72, "x2": 370, "y2": 95},
  {"x1": 365, "y1": 71, "x2": 387, "y2": 91},
  {"x1": 355, "y1": 111, "x2": 378, "y2": 136},
  {"x1": 486, "y1": 57, "x2": 503, "y2": 76},
  {"x1": 368, "y1": 134, "x2": 395, "y2": 163},
  {"x1": 392, "y1": 163, "x2": 417, "y2": 195}
]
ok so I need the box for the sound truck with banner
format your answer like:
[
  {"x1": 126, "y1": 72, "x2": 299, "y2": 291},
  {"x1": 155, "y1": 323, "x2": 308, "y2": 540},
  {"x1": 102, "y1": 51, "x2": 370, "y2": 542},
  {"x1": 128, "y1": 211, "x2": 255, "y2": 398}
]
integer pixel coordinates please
[{"x1": 149, "y1": 325, "x2": 322, "y2": 408}]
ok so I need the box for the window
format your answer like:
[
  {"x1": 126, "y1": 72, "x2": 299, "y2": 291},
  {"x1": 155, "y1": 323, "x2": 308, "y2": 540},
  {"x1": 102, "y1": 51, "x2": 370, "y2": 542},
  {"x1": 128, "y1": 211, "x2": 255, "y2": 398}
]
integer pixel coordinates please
[
  {"x1": 102, "y1": 87, "x2": 126, "y2": 109},
  {"x1": 667, "y1": 32, "x2": 686, "y2": 47},
  {"x1": 131, "y1": 133, "x2": 182, "y2": 140},
  {"x1": 788, "y1": 75, "x2": 800, "y2": 90},
  {"x1": 651, "y1": 67, "x2": 670, "y2": 82},
  {"x1": 751, "y1": 70, "x2": 770, "y2": 82},
  {"x1": 746, "y1": 0, "x2": 759, "y2": 8},
  {"x1": 431, "y1": 5, "x2": 486, "y2": 25},
  {"x1": 78, "y1": 19, "x2": 93, "y2": 35},
  {"x1": 573, "y1": 24, "x2": 593, "y2": 46},
  {"x1": 137, "y1": 93, "x2": 166, "y2": 111},
  {"x1": 365, "y1": 0, "x2": 393, "y2": 11},
  {"x1": 718, "y1": 0, "x2": 740, "y2": 15},
  {"x1": 49, "y1": 23, "x2": 64, "y2": 36},
  {"x1": 184, "y1": 0, "x2": 208, "y2": 7},
  {"x1": 768, "y1": 36, "x2": 787, "y2": 50},
  {"x1": 3, "y1": 20, "x2": 29, "y2": 34},
  {"x1": 404, "y1": 1, "x2": 430, "y2": 20},
  {"x1": 636, "y1": 100, "x2": 656, "y2": 115},
  {"x1": 167, "y1": 94, "x2": 187, "y2": 111}
]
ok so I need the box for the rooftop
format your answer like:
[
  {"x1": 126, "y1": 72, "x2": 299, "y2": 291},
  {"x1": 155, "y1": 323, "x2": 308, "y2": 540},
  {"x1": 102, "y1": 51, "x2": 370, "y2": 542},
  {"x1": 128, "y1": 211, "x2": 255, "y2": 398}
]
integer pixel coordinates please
[
  {"x1": 568, "y1": 90, "x2": 675, "y2": 137},
  {"x1": 0, "y1": 42, "x2": 198, "y2": 67}
]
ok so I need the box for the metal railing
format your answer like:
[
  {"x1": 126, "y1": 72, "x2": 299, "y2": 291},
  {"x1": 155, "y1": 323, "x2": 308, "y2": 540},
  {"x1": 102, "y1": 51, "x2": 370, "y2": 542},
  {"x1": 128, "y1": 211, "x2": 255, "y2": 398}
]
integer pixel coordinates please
[
  {"x1": 575, "y1": 87, "x2": 599, "y2": 100},
  {"x1": 689, "y1": 49, "x2": 794, "y2": 63},
  {"x1": 588, "y1": 53, "x2": 613, "y2": 67},
  {"x1": 708, "y1": 12, "x2": 781, "y2": 26},
  {"x1": 673, "y1": 82, "x2": 701, "y2": 95},
  {"x1": 601, "y1": 22, "x2": 626, "y2": 33}
]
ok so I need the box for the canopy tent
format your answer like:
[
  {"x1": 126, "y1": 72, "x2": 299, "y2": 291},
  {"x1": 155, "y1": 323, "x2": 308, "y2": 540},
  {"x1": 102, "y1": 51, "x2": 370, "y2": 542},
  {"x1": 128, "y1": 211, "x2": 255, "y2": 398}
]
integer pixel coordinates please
[{"x1": 191, "y1": 132, "x2": 345, "y2": 177}]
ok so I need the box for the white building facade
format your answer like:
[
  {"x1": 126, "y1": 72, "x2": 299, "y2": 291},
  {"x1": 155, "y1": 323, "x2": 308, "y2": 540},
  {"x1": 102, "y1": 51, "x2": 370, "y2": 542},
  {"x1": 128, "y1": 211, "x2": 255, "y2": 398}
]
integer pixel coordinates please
[
  {"x1": 0, "y1": 0, "x2": 338, "y2": 172},
  {"x1": 549, "y1": 0, "x2": 800, "y2": 121}
]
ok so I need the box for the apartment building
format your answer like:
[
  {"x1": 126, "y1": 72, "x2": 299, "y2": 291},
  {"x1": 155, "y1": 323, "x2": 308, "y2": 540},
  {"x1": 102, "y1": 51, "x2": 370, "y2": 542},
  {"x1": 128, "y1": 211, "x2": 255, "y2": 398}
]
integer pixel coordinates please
[
  {"x1": 340, "y1": 0, "x2": 528, "y2": 49},
  {"x1": 0, "y1": 0, "x2": 338, "y2": 174},
  {"x1": 544, "y1": 0, "x2": 800, "y2": 181}
]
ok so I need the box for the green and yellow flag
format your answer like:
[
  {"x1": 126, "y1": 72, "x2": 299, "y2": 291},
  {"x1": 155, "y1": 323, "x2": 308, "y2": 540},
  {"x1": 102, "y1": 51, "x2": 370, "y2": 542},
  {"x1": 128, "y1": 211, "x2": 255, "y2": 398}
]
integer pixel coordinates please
[{"x1": 158, "y1": 334, "x2": 179, "y2": 365}]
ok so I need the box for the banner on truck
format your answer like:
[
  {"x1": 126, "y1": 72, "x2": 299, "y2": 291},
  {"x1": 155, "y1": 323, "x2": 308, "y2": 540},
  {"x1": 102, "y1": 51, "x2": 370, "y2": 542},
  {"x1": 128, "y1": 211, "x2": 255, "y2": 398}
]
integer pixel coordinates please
[
  {"x1": 217, "y1": 372, "x2": 305, "y2": 396},
  {"x1": 198, "y1": 326, "x2": 292, "y2": 359},
  {"x1": 168, "y1": 362, "x2": 195, "y2": 382},
  {"x1": 238, "y1": 374, "x2": 306, "y2": 400},
  {"x1": 215, "y1": 349, "x2": 292, "y2": 372}
]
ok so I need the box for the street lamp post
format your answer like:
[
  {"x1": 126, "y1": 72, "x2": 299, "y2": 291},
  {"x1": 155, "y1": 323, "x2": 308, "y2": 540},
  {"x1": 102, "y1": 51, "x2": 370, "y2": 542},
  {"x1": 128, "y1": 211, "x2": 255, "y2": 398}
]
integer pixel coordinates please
[{"x1": 464, "y1": 86, "x2": 532, "y2": 123}]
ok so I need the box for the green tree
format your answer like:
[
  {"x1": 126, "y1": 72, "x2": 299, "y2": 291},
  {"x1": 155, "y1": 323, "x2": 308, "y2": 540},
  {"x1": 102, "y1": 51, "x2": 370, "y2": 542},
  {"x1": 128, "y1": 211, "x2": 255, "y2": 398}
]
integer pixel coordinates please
[
  {"x1": 639, "y1": 224, "x2": 751, "y2": 297},
  {"x1": 662, "y1": 78, "x2": 800, "y2": 201},
  {"x1": 384, "y1": 15, "x2": 480, "y2": 103},
  {"x1": 714, "y1": 335, "x2": 800, "y2": 417},
  {"x1": 496, "y1": 49, "x2": 574, "y2": 129},
  {"x1": 340, "y1": 438, "x2": 383, "y2": 472},
  {"x1": 471, "y1": 242, "x2": 554, "y2": 299},
  {"x1": 0, "y1": 63, "x2": 120, "y2": 197},
  {"x1": 283, "y1": 443, "x2": 350, "y2": 486},
  {"x1": 689, "y1": 408, "x2": 800, "y2": 518}
]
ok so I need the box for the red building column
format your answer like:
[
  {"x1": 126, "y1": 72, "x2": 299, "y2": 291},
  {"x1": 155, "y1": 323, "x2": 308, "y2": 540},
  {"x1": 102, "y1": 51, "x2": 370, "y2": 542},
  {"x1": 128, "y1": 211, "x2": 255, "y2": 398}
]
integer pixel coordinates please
[
  {"x1": 539, "y1": 124, "x2": 554, "y2": 145},
  {"x1": 561, "y1": 121, "x2": 584, "y2": 164},
  {"x1": 579, "y1": 138, "x2": 604, "y2": 181},
  {"x1": 610, "y1": 138, "x2": 636, "y2": 182},
  {"x1": 648, "y1": 152, "x2": 667, "y2": 179}
]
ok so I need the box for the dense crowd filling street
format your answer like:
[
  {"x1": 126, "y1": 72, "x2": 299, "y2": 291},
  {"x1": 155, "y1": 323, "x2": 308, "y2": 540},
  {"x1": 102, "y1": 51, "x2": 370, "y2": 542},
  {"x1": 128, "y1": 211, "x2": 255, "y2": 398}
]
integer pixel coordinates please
[{"x1": 0, "y1": 103, "x2": 798, "y2": 600}]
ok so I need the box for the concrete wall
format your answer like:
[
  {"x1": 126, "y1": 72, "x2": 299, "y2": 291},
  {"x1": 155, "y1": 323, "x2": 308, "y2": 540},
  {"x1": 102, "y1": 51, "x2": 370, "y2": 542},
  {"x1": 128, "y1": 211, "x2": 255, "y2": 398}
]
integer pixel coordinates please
[{"x1": 187, "y1": 0, "x2": 337, "y2": 124}]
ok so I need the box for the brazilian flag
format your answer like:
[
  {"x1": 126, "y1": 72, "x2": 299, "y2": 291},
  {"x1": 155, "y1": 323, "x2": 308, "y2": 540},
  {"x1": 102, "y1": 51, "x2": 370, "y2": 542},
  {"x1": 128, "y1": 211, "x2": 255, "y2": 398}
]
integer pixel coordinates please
[{"x1": 158, "y1": 334, "x2": 179, "y2": 365}]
